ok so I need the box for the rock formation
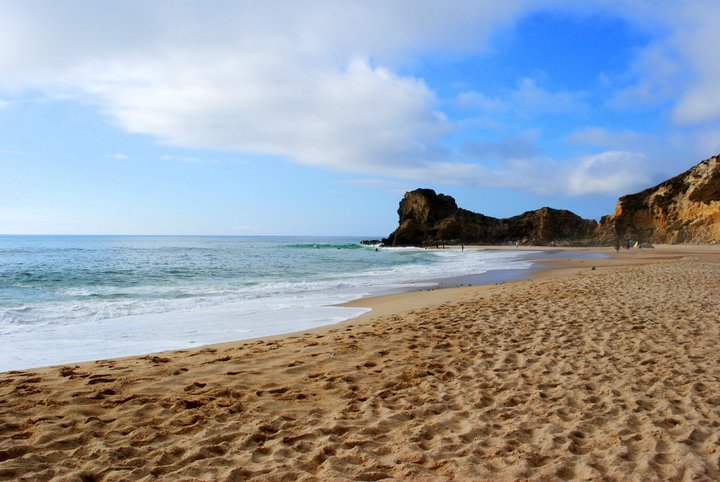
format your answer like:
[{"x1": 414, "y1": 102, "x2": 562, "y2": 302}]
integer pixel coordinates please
[
  {"x1": 380, "y1": 154, "x2": 720, "y2": 247},
  {"x1": 382, "y1": 189, "x2": 598, "y2": 247},
  {"x1": 598, "y1": 155, "x2": 720, "y2": 244}
]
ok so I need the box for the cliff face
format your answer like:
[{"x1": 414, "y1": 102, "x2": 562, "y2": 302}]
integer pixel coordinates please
[
  {"x1": 381, "y1": 154, "x2": 720, "y2": 247},
  {"x1": 382, "y1": 189, "x2": 598, "y2": 246},
  {"x1": 598, "y1": 155, "x2": 720, "y2": 243}
]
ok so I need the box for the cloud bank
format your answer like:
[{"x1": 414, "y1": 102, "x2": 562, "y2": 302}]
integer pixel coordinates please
[{"x1": 1, "y1": 0, "x2": 719, "y2": 197}]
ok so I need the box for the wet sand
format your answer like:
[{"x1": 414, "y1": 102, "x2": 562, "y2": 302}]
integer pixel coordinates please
[{"x1": 1, "y1": 246, "x2": 719, "y2": 480}]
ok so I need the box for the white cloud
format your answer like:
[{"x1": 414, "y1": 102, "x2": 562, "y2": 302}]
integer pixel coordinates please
[
  {"x1": 688, "y1": 128, "x2": 720, "y2": 158},
  {"x1": 457, "y1": 79, "x2": 586, "y2": 117},
  {"x1": 461, "y1": 133, "x2": 538, "y2": 161},
  {"x1": 566, "y1": 125, "x2": 720, "y2": 181},
  {"x1": 670, "y1": 19, "x2": 720, "y2": 124},
  {"x1": 566, "y1": 127, "x2": 645, "y2": 148},
  {"x1": 456, "y1": 91, "x2": 506, "y2": 110},
  {"x1": 601, "y1": 1, "x2": 720, "y2": 124},
  {"x1": 567, "y1": 151, "x2": 651, "y2": 195},
  {"x1": 108, "y1": 153, "x2": 129, "y2": 161},
  {"x1": 1, "y1": 0, "x2": 720, "y2": 196},
  {"x1": 0, "y1": 1, "x2": 536, "y2": 178},
  {"x1": 661, "y1": 2, "x2": 720, "y2": 124},
  {"x1": 509, "y1": 78, "x2": 587, "y2": 114},
  {"x1": 84, "y1": 57, "x2": 447, "y2": 175},
  {"x1": 0, "y1": 1, "x2": 532, "y2": 79},
  {"x1": 607, "y1": 43, "x2": 681, "y2": 110},
  {"x1": 466, "y1": 156, "x2": 566, "y2": 194}
]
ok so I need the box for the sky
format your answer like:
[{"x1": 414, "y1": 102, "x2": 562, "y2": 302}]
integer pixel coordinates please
[{"x1": 2, "y1": 1, "x2": 720, "y2": 236}]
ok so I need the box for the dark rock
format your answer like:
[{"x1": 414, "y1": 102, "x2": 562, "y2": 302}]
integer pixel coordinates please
[{"x1": 382, "y1": 189, "x2": 598, "y2": 247}]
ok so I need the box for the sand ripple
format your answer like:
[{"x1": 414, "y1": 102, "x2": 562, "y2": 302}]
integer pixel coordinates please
[{"x1": 1, "y1": 255, "x2": 719, "y2": 480}]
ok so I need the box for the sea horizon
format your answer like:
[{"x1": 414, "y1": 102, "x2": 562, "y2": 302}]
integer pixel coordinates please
[{"x1": 0, "y1": 234, "x2": 388, "y2": 239}]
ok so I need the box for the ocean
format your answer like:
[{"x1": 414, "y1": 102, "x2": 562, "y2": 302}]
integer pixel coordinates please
[{"x1": 0, "y1": 235, "x2": 541, "y2": 371}]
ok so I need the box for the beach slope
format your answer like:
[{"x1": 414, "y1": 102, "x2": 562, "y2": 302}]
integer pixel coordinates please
[{"x1": 1, "y1": 248, "x2": 719, "y2": 480}]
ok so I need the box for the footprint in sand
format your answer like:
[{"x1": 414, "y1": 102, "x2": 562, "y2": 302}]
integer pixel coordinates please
[
  {"x1": 87, "y1": 375, "x2": 116, "y2": 385},
  {"x1": 184, "y1": 382, "x2": 207, "y2": 392}
]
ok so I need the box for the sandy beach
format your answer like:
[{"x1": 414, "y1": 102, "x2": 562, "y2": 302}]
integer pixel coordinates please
[{"x1": 1, "y1": 246, "x2": 719, "y2": 481}]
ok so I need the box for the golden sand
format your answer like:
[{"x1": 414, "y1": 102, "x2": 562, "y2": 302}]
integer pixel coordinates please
[{"x1": 1, "y1": 246, "x2": 719, "y2": 480}]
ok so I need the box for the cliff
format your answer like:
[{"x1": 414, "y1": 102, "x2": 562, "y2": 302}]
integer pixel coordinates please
[
  {"x1": 382, "y1": 189, "x2": 598, "y2": 247},
  {"x1": 380, "y1": 154, "x2": 720, "y2": 247},
  {"x1": 598, "y1": 155, "x2": 720, "y2": 244}
]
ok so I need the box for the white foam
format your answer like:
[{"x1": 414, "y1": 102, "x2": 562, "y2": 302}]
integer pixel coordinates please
[
  {"x1": 0, "y1": 304, "x2": 370, "y2": 372},
  {"x1": 0, "y1": 248, "x2": 534, "y2": 372}
]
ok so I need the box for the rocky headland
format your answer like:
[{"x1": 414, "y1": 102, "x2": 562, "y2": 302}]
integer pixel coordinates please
[
  {"x1": 598, "y1": 154, "x2": 720, "y2": 244},
  {"x1": 381, "y1": 189, "x2": 597, "y2": 247},
  {"x1": 378, "y1": 154, "x2": 720, "y2": 247}
]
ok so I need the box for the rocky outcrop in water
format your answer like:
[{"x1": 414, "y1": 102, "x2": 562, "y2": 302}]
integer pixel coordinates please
[
  {"x1": 382, "y1": 189, "x2": 598, "y2": 247},
  {"x1": 598, "y1": 155, "x2": 720, "y2": 244}
]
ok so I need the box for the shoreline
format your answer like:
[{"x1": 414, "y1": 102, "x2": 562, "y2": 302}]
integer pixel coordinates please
[
  {"x1": 339, "y1": 244, "x2": 683, "y2": 327},
  {"x1": 1, "y1": 245, "x2": 719, "y2": 480},
  {"x1": 118, "y1": 247, "x2": 619, "y2": 360},
  {"x1": 0, "y1": 244, "x2": 694, "y2": 371},
  {"x1": 0, "y1": 245, "x2": 676, "y2": 374},
  {"x1": 0, "y1": 246, "x2": 593, "y2": 374},
  {"x1": 0, "y1": 245, "x2": 692, "y2": 375}
]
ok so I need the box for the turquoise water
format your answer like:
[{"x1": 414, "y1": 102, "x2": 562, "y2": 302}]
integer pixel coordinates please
[{"x1": 0, "y1": 236, "x2": 535, "y2": 371}]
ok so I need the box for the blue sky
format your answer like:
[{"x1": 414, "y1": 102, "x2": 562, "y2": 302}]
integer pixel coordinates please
[{"x1": 2, "y1": 1, "x2": 720, "y2": 236}]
